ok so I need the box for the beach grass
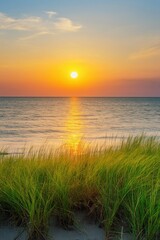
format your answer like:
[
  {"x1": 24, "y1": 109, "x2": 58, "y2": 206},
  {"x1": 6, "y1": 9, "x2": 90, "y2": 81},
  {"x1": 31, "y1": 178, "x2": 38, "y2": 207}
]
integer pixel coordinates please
[{"x1": 0, "y1": 136, "x2": 160, "y2": 239}]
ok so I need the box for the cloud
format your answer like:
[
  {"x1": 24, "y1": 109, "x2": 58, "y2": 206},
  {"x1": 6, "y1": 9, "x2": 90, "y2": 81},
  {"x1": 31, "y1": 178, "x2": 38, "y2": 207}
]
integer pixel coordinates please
[
  {"x1": 45, "y1": 11, "x2": 57, "y2": 18},
  {"x1": 0, "y1": 13, "x2": 42, "y2": 31},
  {"x1": 130, "y1": 43, "x2": 160, "y2": 59},
  {"x1": 19, "y1": 31, "x2": 53, "y2": 41},
  {"x1": 54, "y1": 18, "x2": 82, "y2": 32},
  {"x1": 0, "y1": 12, "x2": 82, "y2": 38}
]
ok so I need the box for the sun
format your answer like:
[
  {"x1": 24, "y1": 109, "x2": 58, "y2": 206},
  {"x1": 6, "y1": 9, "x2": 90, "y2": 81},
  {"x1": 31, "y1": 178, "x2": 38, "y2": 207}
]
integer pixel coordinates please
[{"x1": 70, "y1": 71, "x2": 78, "y2": 79}]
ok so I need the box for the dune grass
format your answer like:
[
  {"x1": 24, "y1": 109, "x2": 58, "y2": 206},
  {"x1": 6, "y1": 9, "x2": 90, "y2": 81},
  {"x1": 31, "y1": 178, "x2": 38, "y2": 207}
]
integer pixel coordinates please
[
  {"x1": 0, "y1": 136, "x2": 160, "y2": 239},
  {"x1": 0, "y1": 150, "x2": 8, "y2": 156}
]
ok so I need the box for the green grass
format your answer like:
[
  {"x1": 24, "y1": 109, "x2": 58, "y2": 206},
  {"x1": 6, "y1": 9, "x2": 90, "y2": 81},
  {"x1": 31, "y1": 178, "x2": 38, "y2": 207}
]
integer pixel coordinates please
[
  {"x1": 0, "y1": 149, "x2": 8, "y2": 156},
  {"x1": 0, "y1": 136, "x2": 160, "y2": 240}
]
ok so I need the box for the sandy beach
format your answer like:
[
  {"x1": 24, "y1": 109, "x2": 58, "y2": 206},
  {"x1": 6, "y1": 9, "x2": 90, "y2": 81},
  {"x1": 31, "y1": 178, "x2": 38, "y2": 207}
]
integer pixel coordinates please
[{"x1": 0, "y1": 211, "x2": 135, "y2": 240}]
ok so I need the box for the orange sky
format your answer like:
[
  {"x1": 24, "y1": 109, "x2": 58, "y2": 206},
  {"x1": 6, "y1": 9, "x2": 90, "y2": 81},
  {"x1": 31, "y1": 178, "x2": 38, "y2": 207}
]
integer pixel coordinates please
[{"x1": 0, "y1": 0, "x2": 160, "y2": 96}]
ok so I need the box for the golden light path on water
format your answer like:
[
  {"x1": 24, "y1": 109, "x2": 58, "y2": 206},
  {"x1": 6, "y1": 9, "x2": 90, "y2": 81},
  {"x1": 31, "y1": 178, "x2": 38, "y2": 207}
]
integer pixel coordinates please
[
  {"x1": 64, "y1": 98, "x2": 84, "y2": 154},
  {"x1": 63, "y1": 98, "x2": 124, "y2": 154}
]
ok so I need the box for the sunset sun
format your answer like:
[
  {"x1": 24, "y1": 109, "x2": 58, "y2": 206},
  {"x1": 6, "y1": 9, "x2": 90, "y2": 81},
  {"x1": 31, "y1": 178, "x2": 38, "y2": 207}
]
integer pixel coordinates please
[{"x1": 70, "y1": 71, "x2": 78, "y2": 79}]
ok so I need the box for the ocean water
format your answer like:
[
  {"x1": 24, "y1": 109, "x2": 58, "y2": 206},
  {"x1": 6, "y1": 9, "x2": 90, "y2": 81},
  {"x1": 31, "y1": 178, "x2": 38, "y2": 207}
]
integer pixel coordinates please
[{"x1": 0, "y1": 97, "x2": 160, "y2": 151}]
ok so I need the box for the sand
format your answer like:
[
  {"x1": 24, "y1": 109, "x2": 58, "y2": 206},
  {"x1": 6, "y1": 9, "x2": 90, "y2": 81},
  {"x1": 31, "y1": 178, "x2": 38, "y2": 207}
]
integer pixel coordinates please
[{"x1": 0, "y1": 211, "x2": 134, "y2": 240}]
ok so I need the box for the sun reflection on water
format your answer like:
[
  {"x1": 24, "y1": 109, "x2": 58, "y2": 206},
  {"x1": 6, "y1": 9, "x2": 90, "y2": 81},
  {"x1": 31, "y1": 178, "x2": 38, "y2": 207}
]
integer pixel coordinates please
[{"x1": 64, "y1": 98, "x2": 84, "y2": 154}]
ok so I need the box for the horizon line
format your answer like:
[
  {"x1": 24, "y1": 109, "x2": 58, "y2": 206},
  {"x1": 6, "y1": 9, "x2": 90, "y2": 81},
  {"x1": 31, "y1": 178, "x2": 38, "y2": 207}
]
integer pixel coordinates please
[{"x1": 0, "y1": 96, "x2": 160, "y2": 98}]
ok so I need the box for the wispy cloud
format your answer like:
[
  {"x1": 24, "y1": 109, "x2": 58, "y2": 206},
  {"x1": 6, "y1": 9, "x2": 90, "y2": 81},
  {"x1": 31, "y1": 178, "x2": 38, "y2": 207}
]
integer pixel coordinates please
[
  {"x1": 54, "y1": 18, "x2": 82, "y2": 32},
  {"x1": 0, "y1": 11, "x2": 82, "y2": 39},
  {"x1": 19, "y1": 31, "x2": 54, "y2": 41},
  {"x1": 44, "y1": 11, "x2": 57, "y2": 19},
  {"x1": 130, "y1": 42, "x2": 160, "y2": 59},
  {"x1": 0, "y1": 13, "x2": 42, "y2": 31}
]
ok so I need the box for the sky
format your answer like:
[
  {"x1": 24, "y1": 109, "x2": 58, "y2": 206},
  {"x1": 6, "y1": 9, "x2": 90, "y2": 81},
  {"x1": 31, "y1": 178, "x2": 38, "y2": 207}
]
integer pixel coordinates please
[{"x1": 0, "y1": 0, "x2": 160, "y2": 96}]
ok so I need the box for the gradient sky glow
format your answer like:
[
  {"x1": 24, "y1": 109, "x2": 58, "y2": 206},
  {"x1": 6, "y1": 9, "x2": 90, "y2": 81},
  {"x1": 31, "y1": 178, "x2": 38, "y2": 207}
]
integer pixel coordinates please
[{"x1": 0, "y1": 0, "x2": 160, "y2": 96}]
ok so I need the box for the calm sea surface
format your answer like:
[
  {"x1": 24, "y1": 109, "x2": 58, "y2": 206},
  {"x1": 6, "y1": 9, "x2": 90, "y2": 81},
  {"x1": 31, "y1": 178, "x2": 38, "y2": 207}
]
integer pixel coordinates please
[{"x1": 0, "y1": 97, "x2": 160, "y2": 151}]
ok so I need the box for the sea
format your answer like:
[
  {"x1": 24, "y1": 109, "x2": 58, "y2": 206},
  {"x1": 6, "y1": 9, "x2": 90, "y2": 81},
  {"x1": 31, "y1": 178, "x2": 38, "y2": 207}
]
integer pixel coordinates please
[{"x1": 0, "y1": 97, "x2": 160, "y2": 152}]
